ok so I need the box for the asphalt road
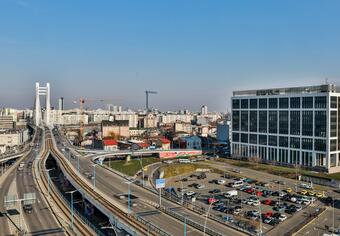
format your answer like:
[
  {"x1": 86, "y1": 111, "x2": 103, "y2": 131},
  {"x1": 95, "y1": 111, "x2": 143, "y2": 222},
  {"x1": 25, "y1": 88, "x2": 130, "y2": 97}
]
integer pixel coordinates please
[
  {"x1": 0, "y1": 128, "x2": 65, "y2": 236},
  {"x1": 55, "y1": 132, "x2": 246, "y2": 236}
]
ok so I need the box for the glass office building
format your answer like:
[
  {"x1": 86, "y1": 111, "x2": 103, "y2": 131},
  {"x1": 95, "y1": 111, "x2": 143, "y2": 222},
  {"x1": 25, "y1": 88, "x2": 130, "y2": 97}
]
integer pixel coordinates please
[{"x1": 231, "y1": 84, "x2": 340, "y2": 173}]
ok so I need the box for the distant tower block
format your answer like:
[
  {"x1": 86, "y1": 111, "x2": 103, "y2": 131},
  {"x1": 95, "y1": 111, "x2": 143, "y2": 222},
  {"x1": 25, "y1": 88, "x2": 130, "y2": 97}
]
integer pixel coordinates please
[
  {"x1": 34, "y1": 82, "x2": 52, "y2": 127},
  {"x1": 58, "y1": 97, "x2": 64, "y2": 110}
]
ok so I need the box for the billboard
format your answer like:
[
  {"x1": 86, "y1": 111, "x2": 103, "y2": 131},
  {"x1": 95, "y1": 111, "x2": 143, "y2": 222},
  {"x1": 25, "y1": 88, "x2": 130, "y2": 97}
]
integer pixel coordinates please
[{"x1": 159, "y1": 150, "x2": 202, "y2": 159}]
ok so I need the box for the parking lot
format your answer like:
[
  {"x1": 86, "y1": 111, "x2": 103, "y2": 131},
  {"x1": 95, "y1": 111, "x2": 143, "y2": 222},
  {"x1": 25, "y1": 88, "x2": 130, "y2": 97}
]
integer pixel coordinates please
[{"x1": 165, "y1": 168, "x2": 327, "y2": 235}]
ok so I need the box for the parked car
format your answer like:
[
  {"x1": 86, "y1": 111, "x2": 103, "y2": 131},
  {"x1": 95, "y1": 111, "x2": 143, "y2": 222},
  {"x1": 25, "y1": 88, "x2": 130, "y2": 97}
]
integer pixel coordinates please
[
  {"x1": 278, "y1": 214, "x2": 287, "y2": 221},
  {"x1": 208, "y1": 198, "x2": 218, "y2": 204},
  {"x1": 209, "y1": 189, "x2": 221, "y2": 194},
  {"x1": 185, "y1": 191, "x2": 196, "y2": 196},
  {"x1": 195, "y1": 184, "x2": 205, "y2": 189}
]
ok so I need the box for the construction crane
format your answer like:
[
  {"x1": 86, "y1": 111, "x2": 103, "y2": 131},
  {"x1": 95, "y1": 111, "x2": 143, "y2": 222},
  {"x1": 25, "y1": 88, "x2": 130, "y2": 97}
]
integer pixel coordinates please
[
  {"x1": 145, "y1": 90, "x2": 157, "y2": 111},
  {"x1": 73, "y1": 97, "x2": 121, "y2": 140}
]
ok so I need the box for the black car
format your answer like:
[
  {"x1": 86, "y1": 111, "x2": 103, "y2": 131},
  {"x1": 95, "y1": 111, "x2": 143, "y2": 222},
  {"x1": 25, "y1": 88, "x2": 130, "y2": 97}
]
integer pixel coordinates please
[
  {"x1": 23, "y1": 204, "x2": 33, "y2": 214},
  {"x1": 269, "y1": 218, "x2": 280, "y2": 226},
  {"x1": 209, "y1": 189, "x2": 221, "y2": 194}
]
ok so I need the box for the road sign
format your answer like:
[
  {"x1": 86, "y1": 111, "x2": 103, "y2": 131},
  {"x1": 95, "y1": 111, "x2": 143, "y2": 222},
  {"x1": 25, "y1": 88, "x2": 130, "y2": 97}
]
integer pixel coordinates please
[
  {"x1": 156, "y1": 178, "x2": 165, "y2": 189},
  {"x1": 23, "y1": 193, "x2": 36, "y2": 205},
  {"x1": 4, "y1": 195, "x2": 17, "y2": 208}
]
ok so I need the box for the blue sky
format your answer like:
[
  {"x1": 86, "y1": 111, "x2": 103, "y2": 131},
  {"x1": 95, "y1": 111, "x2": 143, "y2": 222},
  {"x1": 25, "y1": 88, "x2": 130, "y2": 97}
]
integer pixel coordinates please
[{"x1": 0, "y1": 0, "x2": 339, "y2": 111}]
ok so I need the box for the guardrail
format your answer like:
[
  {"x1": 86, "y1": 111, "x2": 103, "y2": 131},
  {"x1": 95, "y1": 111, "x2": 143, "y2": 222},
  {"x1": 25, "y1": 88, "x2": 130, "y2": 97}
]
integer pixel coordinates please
[
  {"x1": 59, "y1": 188, "x2": 106, "y2": 236},
  {"x1": 134, "y1": 215, "x2": 172, "y2": 236},
  {"x1": 160, "y1": 206, "x2": 224, "y2": 236}
]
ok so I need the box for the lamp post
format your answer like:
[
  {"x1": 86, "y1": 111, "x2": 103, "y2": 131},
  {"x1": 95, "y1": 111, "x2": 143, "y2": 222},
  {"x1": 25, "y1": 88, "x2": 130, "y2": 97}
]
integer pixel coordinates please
[
  {"x1": 92, "y1": 164, "x2": 97, "y2": 188},
  {"x1": 203, "y1": 202, "x2": 213, "y2": 236},
  {"x1": 45, "y1": 168, "x2": 54, "y2": 198},
  {"x1": 77, "y1": 155, "x2": 80, "y2": 173},
  {"x1": 126, "y1": 180, "x2": 136, "y2": 215},
  {"x1": 66, "y1": 190, "x2": 78, "y2": 231},
  {"x1": 138, "y1": 156, "x2": 145, "y2": 187}
]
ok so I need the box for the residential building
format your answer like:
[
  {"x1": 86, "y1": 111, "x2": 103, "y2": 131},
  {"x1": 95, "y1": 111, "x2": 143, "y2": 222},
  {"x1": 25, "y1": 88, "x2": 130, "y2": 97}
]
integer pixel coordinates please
[
  {"x1": 174, "y1": 121, "x2": 192, "y2": 134},
  {"x1": 0, "y1": 129, "x2": 29, "y2": 154},
  {"x1": 0, "y1": 116, "x2": 15, "y2": 129},
  {"x1": 201, "y1": 105, "x2": 208, "y2": 115},
  {"x1": 101, "y1": 120, "x2": 130, "y2": 139},
  {"x1": 231, "y1": 84, "x2": 340, "y2": 173},
  {"x1": 217, "y1": 120, "x2": 231, "y2": 142},
  {"x1": 179, "y1": 136, "x2": 202, "y2": 150}
]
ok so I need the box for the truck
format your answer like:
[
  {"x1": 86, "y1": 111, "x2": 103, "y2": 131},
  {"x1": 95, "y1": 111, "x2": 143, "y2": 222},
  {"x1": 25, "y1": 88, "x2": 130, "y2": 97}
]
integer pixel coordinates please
[{"x1": 224, "y1": 190, "x2": 238, "y2": 198}]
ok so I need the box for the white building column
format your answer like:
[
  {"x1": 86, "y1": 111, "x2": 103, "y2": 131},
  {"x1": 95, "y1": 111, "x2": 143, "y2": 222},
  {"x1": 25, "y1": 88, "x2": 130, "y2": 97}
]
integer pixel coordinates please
[
  {"x1": 45, "y1": 83, "x2": 51, "y2": 126},
  {"x1": 34, "y1": 82, "x2": 41, "y2": 126}
]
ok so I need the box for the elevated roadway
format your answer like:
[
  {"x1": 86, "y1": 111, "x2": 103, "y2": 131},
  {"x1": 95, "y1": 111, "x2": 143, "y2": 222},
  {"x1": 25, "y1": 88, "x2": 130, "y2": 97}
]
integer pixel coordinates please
[{"x1": 54, "y1": 128, "x2": 247, "y2": 236}]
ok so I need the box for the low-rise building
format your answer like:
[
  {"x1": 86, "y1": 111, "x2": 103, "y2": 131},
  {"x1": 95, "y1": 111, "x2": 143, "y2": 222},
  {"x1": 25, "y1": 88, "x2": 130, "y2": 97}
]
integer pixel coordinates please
[
  {"x1": 103, "y1": 139, "x2": 118, "y2": 151},
  {"x1": 174, "y1": 121, "x2": 192, "y2": 134},
  {"x1": 0, "y1": 129, "x2": 29, "y2": 154},
  {"x1": 101, "y1": 120, "x2": 130, "y2": 139},
  {"x1": 179, "y1": 136, "x2": 202, "y2": 150}
]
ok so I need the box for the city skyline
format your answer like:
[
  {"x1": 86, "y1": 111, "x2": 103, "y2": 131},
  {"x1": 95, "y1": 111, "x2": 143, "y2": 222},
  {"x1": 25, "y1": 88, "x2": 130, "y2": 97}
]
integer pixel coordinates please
[{"x1": 1, "y1": 1, "x2": 340, "y2": 111}]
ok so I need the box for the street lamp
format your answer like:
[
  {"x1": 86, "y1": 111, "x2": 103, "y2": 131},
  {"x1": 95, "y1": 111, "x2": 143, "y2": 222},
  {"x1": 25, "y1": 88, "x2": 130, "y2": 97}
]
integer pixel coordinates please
[
  {"x1": 77, "y1": 155, "x2": 80, "y2": 173},
  {"x1": 138, "y1": 156, "x2": 145, "y2": 187},
  {"x1": 45, "y1": 168, "x2": 54, "y2": 198},
  {"x1": 126, "y1": 179, "x2": 136, "y2": 215},
  {"x1": 92, "y1": 164, "x2": 97, "y2": 188},
  {"x1": 203, "y1": 202, "x2": 213, "y2": 236},
  {"x1": 66, "y1": 190, "x2": 78, "y2": 231}
]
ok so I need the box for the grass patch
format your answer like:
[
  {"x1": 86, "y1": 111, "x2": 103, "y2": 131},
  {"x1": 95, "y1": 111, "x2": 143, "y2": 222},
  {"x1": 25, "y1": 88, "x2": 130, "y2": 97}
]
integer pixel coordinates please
[
  {"x1": 107, "y1": 157, "x2": 159, "y2": 176},
  {"x1": 161, "y1": 162, "x2": 216, "y2": 178},
  {"x1": 216, "y1": 159, "x2": 340, "y2": 181}
]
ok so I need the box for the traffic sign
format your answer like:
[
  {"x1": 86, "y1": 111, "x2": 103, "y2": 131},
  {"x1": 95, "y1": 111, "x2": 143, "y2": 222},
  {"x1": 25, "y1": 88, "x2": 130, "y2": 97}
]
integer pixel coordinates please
[{"x1": 156, "y1": 178, "x2": 165, "y2": 189}]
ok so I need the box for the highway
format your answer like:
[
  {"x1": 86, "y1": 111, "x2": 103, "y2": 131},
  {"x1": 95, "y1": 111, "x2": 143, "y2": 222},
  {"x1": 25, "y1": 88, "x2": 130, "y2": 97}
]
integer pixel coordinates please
[
  {"x1": 0, "y1": 128, "x2": 65, "y2": 236},
  {"x1": 54, "y1": 129, "x2": 246, "y2": 236}
]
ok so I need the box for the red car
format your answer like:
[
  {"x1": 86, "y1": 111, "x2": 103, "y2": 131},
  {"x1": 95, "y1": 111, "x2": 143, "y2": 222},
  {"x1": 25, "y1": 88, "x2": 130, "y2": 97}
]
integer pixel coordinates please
[
  {"x1": 263, "y1": 211, "x2": 273, "y2": 218},
  {"x1": 246, "y1": 188, "x2": 254, "y2": 194},
  {"x1": 256, "y1": 191, "x2": 263, "y2": 197},
  {"x1": 208, "y1": 198, "x2": 218, "y2": 204},
  {"x1": 263, "y1": 199, "x2": 272, "y2": 205}
]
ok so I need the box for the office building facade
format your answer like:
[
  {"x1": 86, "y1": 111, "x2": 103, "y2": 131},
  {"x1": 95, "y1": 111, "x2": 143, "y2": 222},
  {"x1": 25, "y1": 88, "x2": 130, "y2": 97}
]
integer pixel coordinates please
[{"x1": 231, "y1": 84, "x2": 340, "y2": 173}]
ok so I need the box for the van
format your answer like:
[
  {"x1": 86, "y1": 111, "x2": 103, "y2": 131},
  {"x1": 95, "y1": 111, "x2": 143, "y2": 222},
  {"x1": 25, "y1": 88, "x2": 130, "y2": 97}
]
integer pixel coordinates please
[
  {"x1": 231, "y1": 181, "x2": 243, "y2": 188},
  {"x1": 224, "y1": 190, "x2": 238, "y2": 198}
]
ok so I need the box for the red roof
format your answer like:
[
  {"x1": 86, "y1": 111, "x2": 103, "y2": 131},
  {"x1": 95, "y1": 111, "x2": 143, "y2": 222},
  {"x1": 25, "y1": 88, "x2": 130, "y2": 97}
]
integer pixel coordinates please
[
  {"x1": 103, "y1": 139, "x2": 118, "y2": 146},
  {"x1": 138, "y1": 143, "x2": 150, "y2": 148},
  {"x1": 159, "y1": 138, "x2": 171, "y2": 144}
]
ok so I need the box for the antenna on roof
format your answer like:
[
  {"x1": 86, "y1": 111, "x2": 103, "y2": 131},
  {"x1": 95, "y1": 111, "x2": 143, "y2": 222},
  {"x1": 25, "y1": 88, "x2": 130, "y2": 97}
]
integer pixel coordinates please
[{"x1": 325, "y1": 77, "x2": 329, "y2": 85}]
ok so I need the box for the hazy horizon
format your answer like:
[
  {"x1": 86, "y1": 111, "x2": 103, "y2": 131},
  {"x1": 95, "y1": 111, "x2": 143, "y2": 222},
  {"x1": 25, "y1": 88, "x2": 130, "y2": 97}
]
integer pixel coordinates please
[{"x1": 1, "y1": 1, "x2": 340, "y2": 111}]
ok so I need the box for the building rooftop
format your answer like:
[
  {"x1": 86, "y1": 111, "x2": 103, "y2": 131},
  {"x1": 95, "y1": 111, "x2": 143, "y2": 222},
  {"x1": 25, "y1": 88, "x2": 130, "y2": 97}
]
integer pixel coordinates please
[
  {"x1": 233, "y1": 84, "x2": 337, "y2": 97},
  {"x1": 101, "y1": 120, "x2": 129, "y2": 127}
]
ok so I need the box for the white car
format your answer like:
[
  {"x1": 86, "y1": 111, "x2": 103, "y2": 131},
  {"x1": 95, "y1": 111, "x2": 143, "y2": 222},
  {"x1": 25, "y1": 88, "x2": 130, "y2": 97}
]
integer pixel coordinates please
[
  {"x1": 301, "y1": 196, "x2": 309, "y2": 201},
  {"x1": 196, "y1": 184, "x2": 205, "y2": 189},
  {"x1": 278, "y1": 214, "x2": 287, "y2": 221},
  {"x1": 302, "y1": 200, "x2": 311, "y2": 205},
  {"x1": 252, "y1": 200, "x2": 260, "y2": 206},
  {"x1": 185, "y1": 191, "x2": 196, "y2": 196},
  {"x1": 290, "y1": 197, "x2": 297, "y2": 203},
  {"x1": 216, "y1": 180, "x2": 226, "y2": 185}
]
